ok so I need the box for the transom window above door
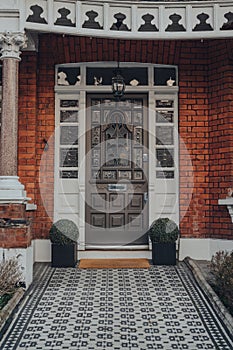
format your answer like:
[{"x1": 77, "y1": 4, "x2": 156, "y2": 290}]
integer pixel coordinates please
[{"x1": 56, "y1": 64, "x2": 177, "y2": 87}]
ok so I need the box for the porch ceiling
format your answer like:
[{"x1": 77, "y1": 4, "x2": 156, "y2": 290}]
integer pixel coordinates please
[{"x1": 0, "y1": 1, "x2": 233, "y2": 40}]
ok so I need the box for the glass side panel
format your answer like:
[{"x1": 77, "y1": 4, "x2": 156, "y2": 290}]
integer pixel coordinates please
[
  {"x1": 60, "y1": 148, "x2": 78, "y2": 167},
  {"x1": 60, "y1": 126, "x2": 78, "y2": 145},
  {"x1": 156, "y1": 148, "x2": 174, "y2": 168},
  {"x1": 156, "y1": 126, "x2": 174, "y2": 145},
  {"x1": 154, "y1": 67, "x2": 177, "y2": 86},
  {"x1": 60, "y1": 100, "x2": 79, "y2": 108}
]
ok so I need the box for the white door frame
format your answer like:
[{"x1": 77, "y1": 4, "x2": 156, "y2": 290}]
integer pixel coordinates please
[{"x1": 54, "y1": 62, "x2": 179, "y2": 250}]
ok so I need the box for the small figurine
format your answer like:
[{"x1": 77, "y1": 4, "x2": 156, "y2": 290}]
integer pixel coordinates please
[
  {"x1": 130, "y1": 79, "x2": 139, "y2": 86},
  {"x1": 75, "y1": 75, "x2": 81, "y2": 85},
  {"x1": 227, "y1": 188, "x2": 233, "y2": 197},
  {"x1": 167, "y1": 77, "x2": 175, "y2": 87},
  {"x1": 58, "y1": 71, "x2": 69, "y2": 85},
  {"x1": 94, "y1": 76, "x2": 103, "y2": 86}
]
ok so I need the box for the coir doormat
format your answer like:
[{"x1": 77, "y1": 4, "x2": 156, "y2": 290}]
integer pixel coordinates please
[{"x1": 79, "y1": 258, "x2": 150, "y2": 269}]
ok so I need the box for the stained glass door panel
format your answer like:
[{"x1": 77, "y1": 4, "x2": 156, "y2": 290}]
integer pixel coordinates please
[{"x1": 85, "y1": 95, "x2": 149, "y2": 247}]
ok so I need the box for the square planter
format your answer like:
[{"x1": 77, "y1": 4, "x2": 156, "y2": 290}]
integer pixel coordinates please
[
  {"x1": 152, "y1": 242, "x2": 176, "y2": 265},
  {"x1": 51, "y1": 243, "x2": 77, "y2": 267}
]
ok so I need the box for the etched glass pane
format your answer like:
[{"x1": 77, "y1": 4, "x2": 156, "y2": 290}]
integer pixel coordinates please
[
  {"x1": 156, "y1": 100, "x2": 174, "y2": 108},
  {"x1": 91, "y1": 127, "x2": 100, "y2": 146},
  {"x1": 60, "y1": 110, "x2": 78, "y2": 122},
  {"x1": 92, "y1": 110, "x2": 101, "y2": 124},
  {"x1": 134, "y1": 148, "x2": 143, "y2": 168},
  {"x1": 133, "y1": 99, "x2": 143, "y2": 109},
  {"x1": 92, "y1": 170, "x2": 100, "y2": 179},
  {"x1": 60, "y1": 126, "x2": 78, "y2": 145},
  {"x1": 118, "y1": 170, "x2": 132, "y2": 180},
  {"x1": 92, "y1": 149, "x2": 101, "y2": 167},
  {"x1": 134, "y1": 170, "x2": 143, "y2": 180},
  {"x1": 156, "y1": 171, "x2": 174, "y2": 179},
  {"x1": 103, "y1": 171, "x2": 117, "y2": 179},
  {"x1": 60, "y1": 100, "x2": 79, "y2": 108},
  {"x1": 156, "y1": 148, "x2": 174, "y2": 167},
  {"x1": 156, "y1": 111, "x2": 174, "y2": 123},
  {"x1": 156, "y1": 126, "x2": 174, "y2": 145},
  {"x1": 60, "y1": 148, "x2": 78, "y2": 167},
  {"x1": 60, "y1": 170, "x2": 78, "y2": 178},
  {"x1": 134, "y1": 127, "x2": 143, "y2": 144},
  {"x1": 106, "y1": 139, "x2": 130, "y2": 167},
  {"x1": 133, "y1": 111, "x2": 143, "y2": 125}
]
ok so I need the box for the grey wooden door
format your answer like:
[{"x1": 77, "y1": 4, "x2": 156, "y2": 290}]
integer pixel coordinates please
[{"x1": 85, "y1": 95, "x2": 149, "y2": 247}]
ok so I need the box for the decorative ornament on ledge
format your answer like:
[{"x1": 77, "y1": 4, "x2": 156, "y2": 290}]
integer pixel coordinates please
[
  {"x1": 218, "y1": 187, "x2": 233, "y2": 223},
  {"x1": 130, "y1": 79, "x2": 139, "y2": 86},
  {"x1": 166, "y1": 77, "x2": 175, "y2": 87}
]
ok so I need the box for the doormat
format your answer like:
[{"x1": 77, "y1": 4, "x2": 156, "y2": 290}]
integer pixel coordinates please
[{"x1": 79, "y1": 258, "x2": 150, "y2": 269}]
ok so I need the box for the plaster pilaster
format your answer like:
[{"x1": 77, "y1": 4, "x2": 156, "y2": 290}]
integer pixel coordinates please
[{"x1": 0, "y1": 32, "x2": 29, "y2": 203}]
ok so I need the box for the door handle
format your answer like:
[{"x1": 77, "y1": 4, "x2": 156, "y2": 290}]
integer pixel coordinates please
[{"x1": 144, "y1": 192, "x2": 148, "y2": 203}]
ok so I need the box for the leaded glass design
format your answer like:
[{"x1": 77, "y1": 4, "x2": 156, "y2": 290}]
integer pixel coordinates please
[
  {"x1": 155, "y1": 98, "x2": 175, "y2": 179},
  {"x1": 59, "y1": 98, "x2": 79, "y2": 178},
  {"x1": 60, "y1": 148, "x2": 78, "y2": 167},
  {"x1": 90, "y1": 98, "x2": 145, "y2": 182},
  {"x1": 60, "y1": 126, "x2": 78, "y2": 145}
]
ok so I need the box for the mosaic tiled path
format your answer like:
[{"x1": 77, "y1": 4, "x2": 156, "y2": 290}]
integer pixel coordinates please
[{"x1": 1, "y1": 263, "x2": 232, "y2": 350}]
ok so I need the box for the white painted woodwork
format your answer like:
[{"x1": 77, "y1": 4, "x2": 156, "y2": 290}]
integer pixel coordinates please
[
  {"x1": 0, "y1": 1, "x2": 232, "y2": 40},
  {"x1": 54, "y1": 62, "x2": 179, "y2": 250}
]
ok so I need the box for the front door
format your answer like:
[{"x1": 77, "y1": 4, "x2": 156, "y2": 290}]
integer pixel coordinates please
[{"x1": 85, "y1": 95, "x2": 149, "y2": 247}]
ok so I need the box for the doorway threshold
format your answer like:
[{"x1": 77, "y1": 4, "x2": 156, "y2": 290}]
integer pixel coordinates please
[
  {"x1": 79, "y1": 248, "x2": 151, "y2": 260},
  {"x1": 85, "y1": 245, "x2": 149, "y2": 250}
]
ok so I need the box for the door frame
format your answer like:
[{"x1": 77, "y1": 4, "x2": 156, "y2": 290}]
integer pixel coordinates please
[{"x1": 54, "y1": 62, "x2": 179, "y2": 251}]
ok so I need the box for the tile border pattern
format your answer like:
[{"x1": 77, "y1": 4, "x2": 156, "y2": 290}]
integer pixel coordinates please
[{"x1": 0, "y1": 263, "x2": 232, "y2": 350}]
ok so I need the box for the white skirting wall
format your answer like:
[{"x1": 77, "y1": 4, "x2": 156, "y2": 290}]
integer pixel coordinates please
[{"x1": 33, "y1": 238, "x2": 233, "y2": 262}]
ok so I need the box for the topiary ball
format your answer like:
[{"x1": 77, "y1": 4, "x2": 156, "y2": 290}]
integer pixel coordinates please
[
  {"x1": 49, "y1": 219, "x2": 79, "y2": 245},
  {"x1": 148, "y1": 218, "x2": 179, "y2": 243}
]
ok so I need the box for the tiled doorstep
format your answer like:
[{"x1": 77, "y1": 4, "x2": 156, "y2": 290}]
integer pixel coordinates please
[{"x1": 0, "y1": 263, "x2": 232, "y2": 350}]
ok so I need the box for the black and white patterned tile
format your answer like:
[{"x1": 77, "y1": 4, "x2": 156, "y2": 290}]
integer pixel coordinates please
[{"x1": 0, "y1": 263, "x2": 232, "y2": 350}]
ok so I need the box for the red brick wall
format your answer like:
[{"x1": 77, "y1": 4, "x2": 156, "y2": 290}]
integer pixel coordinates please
[
  {"x1": 17, "y1": 35, "x2": 233, "y2": 240},
  {"x1": 208, "y1": 40, "x2": 233, "y2": 239},
  {"x1": 0, "y1": 204, "x2": 32, "y2": 248},
  {"x1": 178, "y1": 41, "x2": 210, "y2": 238}
]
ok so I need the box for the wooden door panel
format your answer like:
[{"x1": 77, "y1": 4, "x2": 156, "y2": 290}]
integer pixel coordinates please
[
  {"x1": 128, "y1": 194, "x2": 143, "y2": 210},
  {"x1": 128, "y1": 214, "x2": 143, "y2": 230},
  {"x1": 109, "y1": 214, "x2": 125, "y2": 228},
  {"x1": 86, "y1": 95, "x2": 149, "y2": 247},
  {"x1": 91, "y1": 193, "x2": 106, "y2": 210},
  {"x1": 91, "y1": 213, "x2": 106, "y2": 227},
  {"x1": 109, "y1": 193, "x2": 125, "y2": 210}
]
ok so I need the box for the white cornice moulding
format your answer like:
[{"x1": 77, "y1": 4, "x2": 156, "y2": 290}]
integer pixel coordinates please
[{"x1": 218, "y1": 198, "x2": 233, "y2": 223}]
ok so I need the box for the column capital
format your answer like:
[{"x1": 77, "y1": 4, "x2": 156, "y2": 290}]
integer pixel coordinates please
[{"x1": 0, "y1": 31, "x2": 27, "y2": 60}]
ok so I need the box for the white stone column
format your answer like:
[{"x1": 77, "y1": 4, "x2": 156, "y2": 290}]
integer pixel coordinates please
[{"x1": 0, "y1": 31, "x2": 29, "y2": 203}]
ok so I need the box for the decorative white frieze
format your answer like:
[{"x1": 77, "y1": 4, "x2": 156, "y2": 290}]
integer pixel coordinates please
[
  {"x1": 0, "y1": 1, "x2": 232, "y2": 40},
  {"x1": 20, "y1": 0, "x2": 233, "y2": 40},
  {"x1": 0, "y1": 31, "x2": 27, "y2": 60}
]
